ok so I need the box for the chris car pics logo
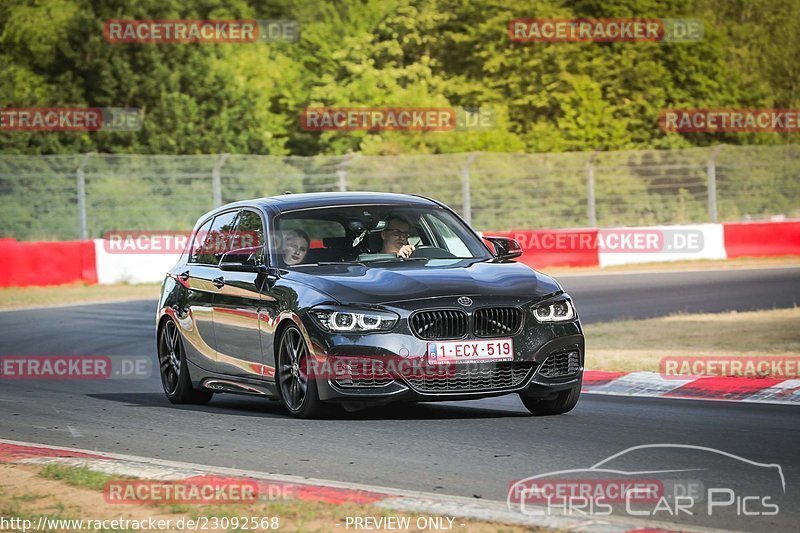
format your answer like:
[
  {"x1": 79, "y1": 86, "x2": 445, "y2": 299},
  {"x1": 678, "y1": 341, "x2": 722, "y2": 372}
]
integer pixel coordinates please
[{"x1": 508, "y1": 444, "x2": 785, "y2": 519}]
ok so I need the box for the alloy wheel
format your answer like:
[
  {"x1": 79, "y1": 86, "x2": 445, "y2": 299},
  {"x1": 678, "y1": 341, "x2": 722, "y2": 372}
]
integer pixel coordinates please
[
  {"x1": 158, "y1": 320, "x2": 182, "y2": 394},
  {"x1": 278, "y1": 327, "x2": 309, "y2": 411}
]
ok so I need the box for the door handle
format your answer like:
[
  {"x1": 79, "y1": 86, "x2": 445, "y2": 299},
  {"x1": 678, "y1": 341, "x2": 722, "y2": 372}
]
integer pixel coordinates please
[
  {"x1": 213, "y1": 276, "x2": 225, "y2": 289},
  {"x1": 179, "y1": 270, "x2": 190, "y2": 282}
]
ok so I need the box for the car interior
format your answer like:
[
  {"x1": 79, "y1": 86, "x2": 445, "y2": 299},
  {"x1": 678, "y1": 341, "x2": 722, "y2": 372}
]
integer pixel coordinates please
[{"x1": 278, "y1": 211, "x2": 434, "y2": 265}]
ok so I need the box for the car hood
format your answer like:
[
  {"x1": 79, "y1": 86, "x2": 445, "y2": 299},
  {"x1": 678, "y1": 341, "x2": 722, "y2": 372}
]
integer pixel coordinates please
[{"x1": 283, "y1": 260, "x2": 562, "y2": 305}]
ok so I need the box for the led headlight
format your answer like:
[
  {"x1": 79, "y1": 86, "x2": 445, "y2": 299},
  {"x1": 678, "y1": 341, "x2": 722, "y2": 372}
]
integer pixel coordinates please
[
  {"x1": 532, "y1": 299, "x2": 575, "y2": 322},
  {"x1": 310, "y1": 307, "x2": 398, "y2": 332}
]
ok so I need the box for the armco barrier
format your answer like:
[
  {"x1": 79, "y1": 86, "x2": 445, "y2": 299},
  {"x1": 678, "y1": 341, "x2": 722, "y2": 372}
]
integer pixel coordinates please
[
  {"x1": 597, "y1": 224, "x2": 727, "y2": 268},
  {"x1": 491, "y1": 229, "x2": 600, "y2": 268},
  {"x1": 93, "y1": 239, "x2": 180, "y2": 285},
  {"x1": 723, "y1": 221, "x2": 800, "y2": 258},
  {"x1": 0, "y1": 238, "x2": 97, "y2": 287},
  {"x1": 3, "y1": 221, "x2": 799, "y2": 287}
]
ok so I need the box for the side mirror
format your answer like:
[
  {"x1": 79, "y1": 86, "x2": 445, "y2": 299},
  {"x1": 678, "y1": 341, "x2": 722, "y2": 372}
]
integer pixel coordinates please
[
  {"x1": 219, "y1": 247, "x2": 267, "y2": 273},
  {"x1": 483, "y1": 236, "x2": 523, "y2": 261}
]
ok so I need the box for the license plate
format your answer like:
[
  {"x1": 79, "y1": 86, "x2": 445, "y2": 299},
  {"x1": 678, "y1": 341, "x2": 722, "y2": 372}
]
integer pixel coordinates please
[{"x1": 428, "y1": 338, "x2": 514, "y2": 365}]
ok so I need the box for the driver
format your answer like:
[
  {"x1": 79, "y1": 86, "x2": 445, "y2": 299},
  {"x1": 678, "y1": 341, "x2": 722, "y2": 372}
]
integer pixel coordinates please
[{"x1": 380, "y1": 215, "x2": 415, "y2": 259}]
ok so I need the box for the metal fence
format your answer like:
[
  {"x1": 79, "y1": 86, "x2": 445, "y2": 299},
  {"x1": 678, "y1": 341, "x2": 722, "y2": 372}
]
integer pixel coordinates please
[{"x1": 1, "y1": 145, "x2": 799, "y2": 240}]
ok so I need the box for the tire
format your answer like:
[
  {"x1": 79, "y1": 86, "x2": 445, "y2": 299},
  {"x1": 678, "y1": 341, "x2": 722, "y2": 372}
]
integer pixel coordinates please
[
  {"x1": 276, "y1": 324, "x2": 335, "y2": 418},
  {"x1": 158, "y1": 319, "x2": 213, "y2": 405},
  {"x1": 520, "y1": 382, "x2": 581, "y2": 416}
]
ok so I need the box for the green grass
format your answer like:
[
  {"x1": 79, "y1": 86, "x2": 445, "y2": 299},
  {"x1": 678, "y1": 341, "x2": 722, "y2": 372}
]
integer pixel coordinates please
[
  {"x1": 0, "y1": 282, "x2": 160, "y2": 309},
  {"x1": 12, "y1": 492, "x2": 45, "y2": 503},
  {"x1": 16, "y1": 463, "x2": 540, "y2": 532},
  {"x1": 38, "y1": 464, "x2": 116, "y2": 491},
  {"x1": 584, "y1": 307, "x2": 800, "y2": 373}
]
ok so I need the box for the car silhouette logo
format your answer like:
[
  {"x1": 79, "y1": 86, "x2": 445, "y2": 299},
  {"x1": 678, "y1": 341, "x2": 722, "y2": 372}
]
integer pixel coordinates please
[{"x1": 457, "y1": 296, "x2": 473, "y2": 306}]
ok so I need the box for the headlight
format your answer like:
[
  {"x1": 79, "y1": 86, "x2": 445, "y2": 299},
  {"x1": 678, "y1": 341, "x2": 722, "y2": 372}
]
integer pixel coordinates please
[
  {"x1": 310, "y1": 307, "x2": 398, "y2": 332},
  {"x1": 532, "y1": 299, "x2": 575, "y2": 322}
]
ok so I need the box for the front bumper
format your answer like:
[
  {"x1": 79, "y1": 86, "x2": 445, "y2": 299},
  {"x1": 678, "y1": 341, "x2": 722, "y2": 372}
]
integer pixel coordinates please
[{"x1": 301, "y1": 308, "x2": 584, "y2": 403}]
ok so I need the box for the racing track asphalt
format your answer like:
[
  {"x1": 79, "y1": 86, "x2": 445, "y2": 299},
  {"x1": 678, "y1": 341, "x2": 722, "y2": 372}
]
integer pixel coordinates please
[{"x1": 0, "y1": 266, "x2": 798, "y2": 531}]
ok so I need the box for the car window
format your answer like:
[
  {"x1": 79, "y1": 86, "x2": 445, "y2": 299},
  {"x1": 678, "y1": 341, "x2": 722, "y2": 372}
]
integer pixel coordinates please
[
  {"x1": 188, "y1": 217, "x2": 214, "y2": 264},
  {"x1": 422, "y1": 213, "x2": 472, "y2": 257},
  {"x1": 231, "y1": 209, "x2": 265, "y2": 249},
  {"x1": 275, "y1": 205, "x2": 492, "y2": 267},
  {"x1": 226, "y1": 209, "x2": 266, "y2": 266},
  {"x1": 190, "y1": 210, "x2": 239, "y2": 266},
  {"x1": 281, "y1": 219, "x2": 344, "y2": 247}
]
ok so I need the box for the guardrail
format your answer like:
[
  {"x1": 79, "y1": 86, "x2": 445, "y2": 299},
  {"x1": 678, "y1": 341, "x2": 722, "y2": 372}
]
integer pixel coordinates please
[{"x1": 2, "y1": 221, "x2": 798, "y2": 287}]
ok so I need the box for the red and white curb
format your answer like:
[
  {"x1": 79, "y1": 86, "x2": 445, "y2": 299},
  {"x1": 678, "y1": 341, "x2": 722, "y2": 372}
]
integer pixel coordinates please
[
  {"x1": 0, "y1": 438, "x2": 713, "y2": 533},
  {"x1": 583, "y1": 370, "x2": 800, "y2": 405}
]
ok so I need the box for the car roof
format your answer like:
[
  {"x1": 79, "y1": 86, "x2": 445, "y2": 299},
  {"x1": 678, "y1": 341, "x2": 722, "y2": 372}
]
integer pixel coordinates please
[{"x1": 215, "y1": 192, "x2": 440, "y2": 214}]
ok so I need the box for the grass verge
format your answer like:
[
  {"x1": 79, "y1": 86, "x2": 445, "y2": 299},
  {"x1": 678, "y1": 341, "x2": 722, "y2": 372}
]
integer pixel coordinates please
[
  {"x1": 584, "y1": 307, "x2": 800, "y2": 374},
  {"x1": 39, "y1": 464, "x2": 118, "y2": 491},
  {"x1": 0, "y1": 463, "x2": 540, "y2": 532},
  {"x1": 541, "y1": 254, "x2": 800, "y2": 275},
  {"x1": 0, "y1": 282, "x2": 160, "y2": 310}
]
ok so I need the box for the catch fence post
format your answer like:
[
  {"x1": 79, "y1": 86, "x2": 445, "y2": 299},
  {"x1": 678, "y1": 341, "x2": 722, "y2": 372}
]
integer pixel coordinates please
[
  {"x1": 212, "y1": 153, "x2": 229, "y2": 207},
  {"x1": 462, "y1": 152, "x2": 479, "y2": 224},
  {"x1": 587, "y1": 150, "x2": 599, "y2": 227},
  {"x1": 76, "y1": 152, "x2": 94, "y2": 240},
  {"x1": 707, "y1": 145, "x2": 723, "y2": 223}
]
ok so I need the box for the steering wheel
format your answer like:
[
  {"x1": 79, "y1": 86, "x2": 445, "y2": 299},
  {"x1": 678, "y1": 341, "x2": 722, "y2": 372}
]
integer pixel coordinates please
[{"x1": 410, "y1": 246, "x2": 457, "y2": 259}]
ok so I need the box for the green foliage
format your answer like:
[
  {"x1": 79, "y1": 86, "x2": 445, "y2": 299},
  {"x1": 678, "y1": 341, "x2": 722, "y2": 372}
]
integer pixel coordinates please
[
  {"x1": 0, "y1": 0, "x2": 798, "y2": 155},
  {"x1": 1, "y1": 0, "x2": 798, "y2": 239}
]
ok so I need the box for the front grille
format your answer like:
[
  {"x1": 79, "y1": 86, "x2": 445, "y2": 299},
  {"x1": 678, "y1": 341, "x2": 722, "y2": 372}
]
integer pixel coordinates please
[
  {"x1": 410, "y1": 310, "x2": 468, "y2": 340},
  {"x1": 403, "y1": 362, "x2": 535, "y2": 393},
  {"x1": 474, "y1": 307, "x2": 523, "y2": 337},
  {"x1": 333, "y1": 359, "x2": 394, "y2": 389},
  {"x1": 538, "y1": 350, "x2": 581, "y2": 378}
]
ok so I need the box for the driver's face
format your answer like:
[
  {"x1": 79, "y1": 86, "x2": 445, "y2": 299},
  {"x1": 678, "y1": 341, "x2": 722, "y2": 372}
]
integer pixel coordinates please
[{"x1": 381, "y1": 220, "x2": 410, "y2": 253}]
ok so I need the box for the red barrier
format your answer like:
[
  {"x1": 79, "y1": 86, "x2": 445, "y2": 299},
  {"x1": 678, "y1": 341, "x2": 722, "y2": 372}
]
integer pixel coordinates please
[
  {"x1": 0, "y1": 238, "x2": 97, "y2": 287},
  {"x1": 489, "y1": 229, "x2": 600, "y2": 268},
  {"x1": 723, "y1": 221, "x2": 800, "y2": 258}
]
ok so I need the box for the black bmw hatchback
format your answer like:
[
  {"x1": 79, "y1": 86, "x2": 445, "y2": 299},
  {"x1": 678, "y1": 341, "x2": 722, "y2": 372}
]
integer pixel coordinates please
[{"x1": 157, "y1": 192, "x2": 584, "y2": 418}]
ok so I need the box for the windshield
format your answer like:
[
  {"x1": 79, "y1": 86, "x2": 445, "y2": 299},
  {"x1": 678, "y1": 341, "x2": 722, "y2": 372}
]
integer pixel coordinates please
[{"x1": 274, "y1": 204, "x2": 492, "y2": 267}]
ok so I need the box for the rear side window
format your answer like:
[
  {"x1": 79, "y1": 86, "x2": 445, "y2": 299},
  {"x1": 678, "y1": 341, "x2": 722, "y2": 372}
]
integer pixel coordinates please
[
  {"x1": 188, "y1": 218, "x2": 214, "y2": 264},
  {"x1": 189, "y1": 210, "x2": 239, "y2": 265},
  {"x1": 229, "y1": 209, "x2": 266, "y2": 262}
]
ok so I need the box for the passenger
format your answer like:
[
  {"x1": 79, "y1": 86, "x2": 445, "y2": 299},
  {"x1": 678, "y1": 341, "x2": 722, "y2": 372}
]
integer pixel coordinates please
[
  {"x1": 281, "y1": 229, "x2": 310, "y2": 266},
  {"x1": 380, "y1": 215, "x2": 415, "y2": 259}
]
